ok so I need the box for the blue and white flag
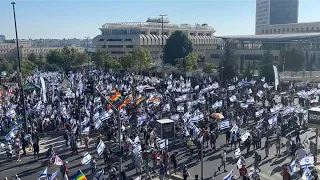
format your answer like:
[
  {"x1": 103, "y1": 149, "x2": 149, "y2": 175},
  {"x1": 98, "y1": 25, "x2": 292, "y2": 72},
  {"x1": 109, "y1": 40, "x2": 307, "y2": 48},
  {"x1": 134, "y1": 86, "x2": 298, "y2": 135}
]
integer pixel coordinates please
[
  {"x1": 302, "y1": 167, "x2": 312, "y2": 180},
  {"x1": 96, "y1": 140, "x2": 105, "y2": 157},
  {"x1": 300, "y1": 155, "x2": 314, "y2": 167},
  {"x1": 81, "y1": 152, "x2": 92, "y2": 165},
  {"x1": 288, "y1": 160, "x2": 297, "y2": 175},
  {"x1": 95, "y1": 169, "x2": 105, "y2": 180},
  {"x1": 38, "y1": 167, "x2": 48, "y2": 179},
  {"x1": 220, "y1": 120, "x2": 230, "y2": 130},
  {"x1": 137, "y1": 114, "x2": 147, "y2": 127},
  {"x1": 49, "y1": 170, "x2": 58, "y2": 180},
  {"x1": 223, "y1": 169, "x2": 233, "y2": 180}
]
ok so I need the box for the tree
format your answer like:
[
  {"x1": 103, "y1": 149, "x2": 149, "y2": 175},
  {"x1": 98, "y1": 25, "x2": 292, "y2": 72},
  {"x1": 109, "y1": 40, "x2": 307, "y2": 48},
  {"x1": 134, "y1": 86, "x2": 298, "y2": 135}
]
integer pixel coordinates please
[
  {"x1": 119, "y1": 53, "x2": 135, "y2": 69},
  {"x1": 0, "y1": 58, "x2": 14, "y2": 73},
  {"x1": 202, "y1": 62, "x2": 216, "y2": 74},
  {"x1": 21, "y1": 59, "x2": 36, "y2": 79},
  {"x1": 283, "y1": 48, "x2": 305, "y2": 71},
  {"x1": 46, "y1": 50, "x2": 64, "y2": 68},
  {"x1": 90, "y1": 50, "x2": 112, "y2": 69},
  {"x1": 244, "y1": 62, "x2": 253, "y2": 80},
  {"x1": 218, "y1": 42, "x2": 239, "y2": 81},
  {"x1": 46, "y1": 47, "x2": 88, "y2": 71},
  {"x1": 260, "y1": 50, "x2": 275, "y2": 82},
  {"x1": 132, "y1": 47, "x2": 152, "y2": 70},
  {"x1": 163, "y1": 31, "x2": 193, "y2": 66},
  {"x1": 108, "y1": 58, "x2": 122, "y2": 69},
  {"x1": 175, "y1": 53, "x2": 199, "y2": 72}
]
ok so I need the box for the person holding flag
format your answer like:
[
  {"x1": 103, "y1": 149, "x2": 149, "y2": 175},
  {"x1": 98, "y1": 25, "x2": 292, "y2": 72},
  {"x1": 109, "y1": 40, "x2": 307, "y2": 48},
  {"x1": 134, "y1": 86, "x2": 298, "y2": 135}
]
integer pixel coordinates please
[
  {"x1": 281, "y1": 167, "x2": 291, "y2": 180},
  {"x1": 239, "y1": 165, "x2": 248, "y2": 180}
]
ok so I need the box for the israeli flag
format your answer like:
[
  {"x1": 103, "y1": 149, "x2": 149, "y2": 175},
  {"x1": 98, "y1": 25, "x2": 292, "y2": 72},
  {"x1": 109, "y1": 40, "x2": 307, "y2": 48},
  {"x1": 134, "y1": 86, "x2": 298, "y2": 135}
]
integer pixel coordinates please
[
  {"x1": 137, "y1": 114, "x2": 147, "y2": 127},
  {"x1": 220, "y1": 120, "x2": 230, "y2": 130},
  {"x1": 96, "y1": 140, "x2": 105, "y2": 157},
  {"x1": 300, "y1": 155, "x2": 314, "y2": 167},
  {"x1": 163, "y1": 104, "x2": 170, "y2": 112},
  {"x1": 177, "y1": 105, "x2": 184, "y2": 112},
  {"x1": 49, "y1": 170, "x2": 58, "y2": 180},
  {"x1": 81, "y1": 152, "x2": 92, "y2": 165},
  {"x1": 223, "y1": 169, "x2": 233, "y2": 180},
  {"x1": 170, "y1": 114, "x2": 179, "y2": 121},
  {"x1": 302, "y1": 167, "x2": 312, "y2": 180},
  {"x1": 38, "y1": 167, "x2": 48, "y2": 179},
  {"x1": 95, "y1": 169, "x2": 105, "y2": 180},
  {"x1": 288, "y1": 160, "x2": 297, "y2": 175}
]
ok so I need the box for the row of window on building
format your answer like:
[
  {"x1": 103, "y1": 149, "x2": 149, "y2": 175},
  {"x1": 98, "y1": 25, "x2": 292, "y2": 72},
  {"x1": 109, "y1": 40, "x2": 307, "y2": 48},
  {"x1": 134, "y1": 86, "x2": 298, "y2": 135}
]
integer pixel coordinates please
[
  {"x1": 262, "y1": 27, "x2": 320, "y2": 34},
  {"x1": 0, "y1": 44, "x2": 13, "y2": 49}
]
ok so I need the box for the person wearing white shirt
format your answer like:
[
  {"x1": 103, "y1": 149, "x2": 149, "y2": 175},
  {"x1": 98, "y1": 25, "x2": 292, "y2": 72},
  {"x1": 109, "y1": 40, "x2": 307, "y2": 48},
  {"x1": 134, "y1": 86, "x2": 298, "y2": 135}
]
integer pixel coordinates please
[{"x1": 218, "y1": 149, "x2": 227, "y2": 172}]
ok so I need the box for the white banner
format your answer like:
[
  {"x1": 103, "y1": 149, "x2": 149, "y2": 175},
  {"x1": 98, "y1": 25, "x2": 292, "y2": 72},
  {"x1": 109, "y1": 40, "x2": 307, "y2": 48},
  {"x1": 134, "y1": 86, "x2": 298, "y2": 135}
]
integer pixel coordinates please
[
  {"x1": 273, "y1": 65, "x2": 279, "y2": 91},
  {"x1": 40, "y1": 76, "x2": 47, "y2": 103},
  {"x1": 241, "y1": 131, "x2": 250, "y2": 142}
]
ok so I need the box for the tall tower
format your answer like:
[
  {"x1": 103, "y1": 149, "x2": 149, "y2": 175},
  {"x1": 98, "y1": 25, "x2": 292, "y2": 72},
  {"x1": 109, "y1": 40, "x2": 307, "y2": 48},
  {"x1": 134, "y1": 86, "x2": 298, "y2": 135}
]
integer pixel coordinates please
[{"x1": 256, "y1": 0, "x2": 299, "y2": 34}]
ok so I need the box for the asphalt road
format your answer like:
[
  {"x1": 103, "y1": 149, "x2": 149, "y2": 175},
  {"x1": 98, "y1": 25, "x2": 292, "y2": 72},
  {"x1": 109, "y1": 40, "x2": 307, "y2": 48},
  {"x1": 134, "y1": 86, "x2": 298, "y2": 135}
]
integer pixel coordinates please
[{"x1": 0, "y1": 98, "x2": 316, "y2": 180}]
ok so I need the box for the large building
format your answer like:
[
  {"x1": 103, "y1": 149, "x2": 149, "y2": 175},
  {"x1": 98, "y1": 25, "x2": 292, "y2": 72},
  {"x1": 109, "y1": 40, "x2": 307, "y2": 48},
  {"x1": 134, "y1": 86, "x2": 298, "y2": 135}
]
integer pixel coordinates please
[
  {"x1": 256, "y1": 0, "x2": 299, "y2": 34},
  {"x1": 206, "y1": 33, "x2": 320, "y2": 70},
  {"x1": 256, "y1": 22, "x2": 320, "y2": 35},
  {"x1": 0, "y1": 39, "x2": 85, "y2": 59},
  {"x1": 93, "y1": 18, "x2": 219, "y2": 66}
]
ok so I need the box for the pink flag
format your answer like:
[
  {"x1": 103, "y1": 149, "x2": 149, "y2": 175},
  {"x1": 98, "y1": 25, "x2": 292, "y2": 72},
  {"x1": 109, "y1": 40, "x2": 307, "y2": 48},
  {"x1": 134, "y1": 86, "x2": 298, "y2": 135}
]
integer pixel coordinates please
[{"x1": 54, "y1": 155, "x2": 63, "y2": 166}]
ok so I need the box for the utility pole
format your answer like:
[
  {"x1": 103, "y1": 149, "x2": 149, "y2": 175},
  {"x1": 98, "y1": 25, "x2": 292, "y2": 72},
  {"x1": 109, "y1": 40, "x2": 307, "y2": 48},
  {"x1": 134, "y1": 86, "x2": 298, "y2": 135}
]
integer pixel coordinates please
[
  {"x1": 85, "y1": 37, "x2": 90, "y2": 75},
  {"x1": 11, "y1": 2, "x2": 27, "y2": 132},
  {"x1": 160, "y1": 14, "x2": 167, "y2": 70}
]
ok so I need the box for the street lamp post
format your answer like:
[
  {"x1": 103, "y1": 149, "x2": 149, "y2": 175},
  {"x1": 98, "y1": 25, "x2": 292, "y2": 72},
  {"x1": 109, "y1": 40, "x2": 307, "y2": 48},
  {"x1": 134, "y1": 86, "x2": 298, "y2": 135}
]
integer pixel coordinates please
[
  {"x1": 160, "y1": 14, "x2": 167, "y2": 70},
  {"x1": 95, "y1": 87, "x2": 122, "y2": 179},
  {"x1": 11, "y1": 2, "x2": 27, "y2": 132}
]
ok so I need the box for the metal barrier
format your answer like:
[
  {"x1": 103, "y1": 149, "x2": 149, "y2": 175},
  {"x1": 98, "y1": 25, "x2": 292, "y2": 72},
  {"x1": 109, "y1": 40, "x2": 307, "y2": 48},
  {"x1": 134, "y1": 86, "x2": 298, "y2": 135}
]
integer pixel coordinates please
[{"x1": 280, "y1": 71, "x2": 320, "y2": 81}]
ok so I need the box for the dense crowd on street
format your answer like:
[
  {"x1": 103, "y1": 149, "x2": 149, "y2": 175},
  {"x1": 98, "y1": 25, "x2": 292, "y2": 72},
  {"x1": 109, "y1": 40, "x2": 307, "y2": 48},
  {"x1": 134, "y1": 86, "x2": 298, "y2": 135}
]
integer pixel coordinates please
[{"x1": 0, "y1": 70, "x2": 320, "y2": 180}]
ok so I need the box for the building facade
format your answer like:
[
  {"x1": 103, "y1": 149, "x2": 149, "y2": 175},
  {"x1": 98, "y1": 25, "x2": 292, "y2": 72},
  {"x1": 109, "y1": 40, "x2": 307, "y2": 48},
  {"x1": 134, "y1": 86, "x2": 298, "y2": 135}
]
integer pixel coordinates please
[
  {"x1": 93, "y1": 18, "x2": 219, "y2": 66},
  {"x1": 256, "y1": 0, "x2": 299, "y2": 34},
  {"x1": 206, "y1": 33, "x2": 320, "y2": 70},
  {"x1": 0, "y1": 39, "x2": 84, "y2": 59},
  {"x1": 256, "y1": 22, "x2": 320, "y2": 35}
]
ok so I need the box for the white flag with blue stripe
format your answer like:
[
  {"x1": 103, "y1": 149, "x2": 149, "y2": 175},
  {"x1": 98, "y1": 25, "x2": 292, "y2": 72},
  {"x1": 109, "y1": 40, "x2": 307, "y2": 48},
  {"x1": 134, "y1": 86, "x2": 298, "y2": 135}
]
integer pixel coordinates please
[
  {"x1": 287, "y1": 160, "x2": 297, "y2": 175},
  {"x1": 223, "y1": 169, "x2": 233, "y2": 180},
  {"x1": 95, "y1": 169, "x2": 105, "y2": 180},
  {"x1": 38, "y1": 167, "x2": 48, "y2": 179},
  {"x1": 81, "y1": 152, "x2": 92, "y2": 165},
  {"x1": 49, "y1": 170, "x2": 58, "y2": 180},
  {"x1": 96, "y1": 140, "x2": 105, "y2": 157},
  {"x1": 302, "y1": 167, "x2": 312, "y2": 180}
]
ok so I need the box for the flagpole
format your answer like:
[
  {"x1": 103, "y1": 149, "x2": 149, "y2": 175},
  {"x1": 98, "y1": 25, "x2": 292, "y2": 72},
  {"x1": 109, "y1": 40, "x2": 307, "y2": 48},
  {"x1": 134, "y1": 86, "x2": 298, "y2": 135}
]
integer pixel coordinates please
[
  {"x1": 201, "y1": 137, "x2": 204, "y2": 180},
  {"x1": 95, "y1": 87, "x2": 122, "y2": 179}
]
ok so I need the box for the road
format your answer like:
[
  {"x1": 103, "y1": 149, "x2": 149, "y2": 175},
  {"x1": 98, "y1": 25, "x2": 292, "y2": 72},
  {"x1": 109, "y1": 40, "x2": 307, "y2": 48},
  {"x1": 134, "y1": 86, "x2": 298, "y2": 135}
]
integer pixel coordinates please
[{"x1": 0, "y1": 99, "x2": 316, "y2": 179}]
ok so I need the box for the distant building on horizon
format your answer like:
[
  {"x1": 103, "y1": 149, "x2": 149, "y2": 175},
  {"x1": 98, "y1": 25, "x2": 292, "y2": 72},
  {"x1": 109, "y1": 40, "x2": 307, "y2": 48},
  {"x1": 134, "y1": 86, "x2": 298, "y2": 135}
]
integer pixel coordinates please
[
  {"x1": 92, "y1": 17, "x2": 219, "y2": 66},
  {"x1": 0, "y1": 35, "x2": 5, "y2": 43},
  {"x1": 256, "y1": 0, "x2": 299, "y2": 34},
  {"x1": 0, "y1": 39, "x2": 85, "y2": 60}
]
